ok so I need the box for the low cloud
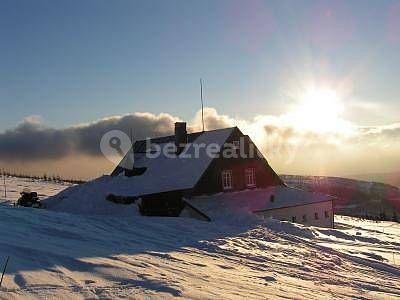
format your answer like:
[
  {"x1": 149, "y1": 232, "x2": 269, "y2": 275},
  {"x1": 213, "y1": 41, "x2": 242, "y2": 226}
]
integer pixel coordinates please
[
  {"x1": 0, "y1": 108, "x2": 236, "y2": 162},
  {"x1": 191, "y1": 107, "x2": 235, "y2": 131},
  {"x1": 360, "y1": 123, "x2": 400, "y2": 140},
  {"x1": 0, "y1": 108, "x2": 399, "y2": 178},
  {"x1": 0, "y1": 113, "x2": 178, "y2": 160}
]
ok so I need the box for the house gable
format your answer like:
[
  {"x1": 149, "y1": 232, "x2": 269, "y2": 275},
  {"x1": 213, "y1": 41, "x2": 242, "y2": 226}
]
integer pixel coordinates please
[{"x1": 192, "y1": 127, "x2": 283, "y2": 195}]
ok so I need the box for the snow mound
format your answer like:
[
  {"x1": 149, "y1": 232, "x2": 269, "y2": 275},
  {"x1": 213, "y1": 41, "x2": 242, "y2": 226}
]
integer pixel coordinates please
[
  {"x1": 264, "y1": 218, "x2": 318, "y2": 239},
  {"x1": 43, "y1": 176, "x2": 140, "y2": 216}
]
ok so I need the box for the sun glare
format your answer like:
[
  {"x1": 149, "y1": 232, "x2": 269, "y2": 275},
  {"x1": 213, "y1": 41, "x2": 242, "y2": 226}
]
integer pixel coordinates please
[{"x1": 291, "y1": 88, "x2": 345, "y2": 133}]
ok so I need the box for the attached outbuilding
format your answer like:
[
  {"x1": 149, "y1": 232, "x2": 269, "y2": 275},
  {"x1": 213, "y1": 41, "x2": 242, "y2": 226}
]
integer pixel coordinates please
[{"x1": 181, "y1": 187, "x2": 334, "y2": 228}]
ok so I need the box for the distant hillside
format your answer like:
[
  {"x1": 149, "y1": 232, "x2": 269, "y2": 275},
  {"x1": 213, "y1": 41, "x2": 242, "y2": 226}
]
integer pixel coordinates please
[
  {"x1": 348, "y1": 172, "x2": 400, "y2": 187},
  {"x1": 281, "y1": 175, "x2": 400, "y2": 220}
]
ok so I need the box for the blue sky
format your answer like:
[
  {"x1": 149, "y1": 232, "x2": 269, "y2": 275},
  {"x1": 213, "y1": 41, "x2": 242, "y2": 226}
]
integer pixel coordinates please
[
  {"x1": 1, "y1": 0, "x2": 400, "y2": 177},
  {"x1": 1, "y1": 0, "x2": 399, "y2": 130}
]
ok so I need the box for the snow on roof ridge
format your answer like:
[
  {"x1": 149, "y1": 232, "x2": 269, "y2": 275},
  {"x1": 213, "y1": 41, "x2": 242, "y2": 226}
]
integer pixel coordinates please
[
  {"x1": 134, "y1": 126, "x2": 237, "y2": 143},
  {"x1": 191, "y1": 186, "x2": 276, "y2": 199}
]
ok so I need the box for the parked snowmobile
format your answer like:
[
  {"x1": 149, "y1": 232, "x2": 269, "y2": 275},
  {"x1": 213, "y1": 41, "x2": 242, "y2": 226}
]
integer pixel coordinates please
[{"x1": 17, "y1": 189, "x2": 43, "y2": 208}]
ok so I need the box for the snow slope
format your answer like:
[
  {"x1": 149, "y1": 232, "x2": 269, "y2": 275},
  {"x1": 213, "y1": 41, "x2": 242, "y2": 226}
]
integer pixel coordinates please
[{"x1": 0, "y1": 177, "x2": 399, "y2": 299}]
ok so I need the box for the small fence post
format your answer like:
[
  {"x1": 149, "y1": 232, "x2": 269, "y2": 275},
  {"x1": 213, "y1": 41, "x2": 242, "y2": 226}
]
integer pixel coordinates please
[
  {"x1": 3, "y1": 175, "x2": 6, "y2": 198},
  {"x1": 0, "y1": 256, "x2": 10, "y2": 288}
]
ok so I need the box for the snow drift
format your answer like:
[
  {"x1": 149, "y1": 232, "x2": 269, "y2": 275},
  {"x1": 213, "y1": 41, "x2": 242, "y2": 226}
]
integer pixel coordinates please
[{"x1": 43, "y1": 176, "x2": 140, "y2": 216}]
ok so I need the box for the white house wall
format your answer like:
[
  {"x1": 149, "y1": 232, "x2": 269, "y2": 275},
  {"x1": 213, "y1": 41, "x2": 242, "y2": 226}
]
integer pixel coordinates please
[{"x1": 255, "y1": 201, "x2": 334, "y2": 228}]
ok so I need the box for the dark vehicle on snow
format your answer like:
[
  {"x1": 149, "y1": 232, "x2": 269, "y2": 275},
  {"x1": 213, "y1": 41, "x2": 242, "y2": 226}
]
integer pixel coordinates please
[{"x1": 17, "y1": 189, "x2": 43, "y2": 208}]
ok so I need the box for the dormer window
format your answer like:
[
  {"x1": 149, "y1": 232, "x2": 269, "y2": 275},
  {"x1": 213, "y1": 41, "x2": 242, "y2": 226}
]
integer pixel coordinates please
[
  {"x1": 221, "y1": 170, "x2": 233, "y2": 190},
  {"x1": 245, "y1": 168, "x2": 256, "y2": 188}
]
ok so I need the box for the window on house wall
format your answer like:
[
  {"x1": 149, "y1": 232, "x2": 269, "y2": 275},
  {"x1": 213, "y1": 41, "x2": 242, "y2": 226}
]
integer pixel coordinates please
[
  {"x1": 302, "y1": 215, "x2": 307, "y2": 222},
  {"x1": 245, "y1": 168, "x2": 256, "y2": 188},
  {"x1": 314, "y1": 212, "x2": 319, "y2": 220},
  {"x1": 291, "y1": 216, "x2": 297, "y2": 222},
  {"x1": 221, "y1": 170, "x2": 233, "y2": 190},
  {"x1": 325, "y1": 211, "x2": 329, "y2": 218},
  {"x1": 231, "y1": 140, "x2": 240, "y2": 157}
]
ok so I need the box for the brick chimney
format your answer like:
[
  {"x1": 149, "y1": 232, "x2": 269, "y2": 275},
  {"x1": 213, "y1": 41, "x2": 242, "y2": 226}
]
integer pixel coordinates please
[{"x1": 175, "y1": 122, "x2": 187, "y2": 154}]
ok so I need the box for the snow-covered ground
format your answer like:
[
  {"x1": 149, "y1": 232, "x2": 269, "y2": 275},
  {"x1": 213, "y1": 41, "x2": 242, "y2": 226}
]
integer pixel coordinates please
[
  {"x1": 0, "y1": 176, "x2": 72, "y2": 206},
  {"x1": 0, "y1": 177, "x2": 399, "y2": 299}
]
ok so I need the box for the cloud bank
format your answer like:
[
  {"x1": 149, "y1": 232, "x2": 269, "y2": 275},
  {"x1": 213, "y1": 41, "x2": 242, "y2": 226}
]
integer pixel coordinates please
[
  {"x1": 0, "y1": 107, "x2": 399, "y2": 178},
  {"x1": 0, "y1": 112, "x2": 178, "y2": 160}
]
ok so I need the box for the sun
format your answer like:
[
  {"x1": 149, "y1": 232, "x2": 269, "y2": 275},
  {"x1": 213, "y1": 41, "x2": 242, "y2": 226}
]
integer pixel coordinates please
[{"x1": 291, "y1": 88, "x2": 345, "y2": 133}]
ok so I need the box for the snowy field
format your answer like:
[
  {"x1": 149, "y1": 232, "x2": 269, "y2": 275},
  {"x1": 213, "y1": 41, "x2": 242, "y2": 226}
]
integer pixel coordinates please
[
  {"x1": 0, "y1": 176, "x2": 72, "y2": 206},
  {"x1": 0, "y1": 177, "x2": 399, "y2": 299}
]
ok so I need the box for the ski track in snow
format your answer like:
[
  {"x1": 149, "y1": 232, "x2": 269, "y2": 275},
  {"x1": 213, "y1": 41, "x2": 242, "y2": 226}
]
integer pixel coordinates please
[{"x1": 0, "y1": 177, "x2": 399, "y2": 299}]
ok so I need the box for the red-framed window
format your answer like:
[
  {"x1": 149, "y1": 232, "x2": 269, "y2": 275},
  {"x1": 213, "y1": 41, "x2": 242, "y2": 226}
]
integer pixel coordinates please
[{"x1": 245, "y1": 168, "x2": 256, "y2": 188}]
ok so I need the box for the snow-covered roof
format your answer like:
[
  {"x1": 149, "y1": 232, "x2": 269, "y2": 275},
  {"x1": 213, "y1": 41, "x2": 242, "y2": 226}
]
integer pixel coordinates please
[
  {"x1": 112, "y1": 127, "x2": 235, "y2": 196},
  {"x1": 184, "y1": 186, "x2": 335, "y2": 221}
]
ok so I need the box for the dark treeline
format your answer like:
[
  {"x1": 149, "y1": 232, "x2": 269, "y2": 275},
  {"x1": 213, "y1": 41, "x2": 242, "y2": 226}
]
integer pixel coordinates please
[
  {"x1": 0, "y1": 169, "x2": 86, "y2": 185},
  {"x1": 354, "y1": 211, "x2": 399, "y2": 223}
]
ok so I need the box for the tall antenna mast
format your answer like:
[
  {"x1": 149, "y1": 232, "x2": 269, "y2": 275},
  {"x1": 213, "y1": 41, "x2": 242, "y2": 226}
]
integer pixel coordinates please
[
  {"x1": 130, "y1": 128, "x2": 134, "y2": 169},
  {"x1": 200, "y1": 78, "x2": 205, "y2": 132}
]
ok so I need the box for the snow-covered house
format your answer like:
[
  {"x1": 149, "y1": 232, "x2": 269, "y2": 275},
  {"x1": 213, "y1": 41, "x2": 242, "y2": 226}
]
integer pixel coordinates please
[{"x1": 111, "y1": 122, "x2": 334, "y2": 227}]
